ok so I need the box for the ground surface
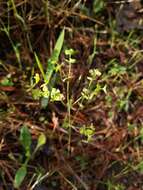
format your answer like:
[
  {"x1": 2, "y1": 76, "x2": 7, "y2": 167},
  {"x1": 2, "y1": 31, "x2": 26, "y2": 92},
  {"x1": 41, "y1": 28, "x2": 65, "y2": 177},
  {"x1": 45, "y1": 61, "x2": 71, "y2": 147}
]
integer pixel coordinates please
[{"x1": 0, "y1": 1, "x2": 143, "y2": 190}]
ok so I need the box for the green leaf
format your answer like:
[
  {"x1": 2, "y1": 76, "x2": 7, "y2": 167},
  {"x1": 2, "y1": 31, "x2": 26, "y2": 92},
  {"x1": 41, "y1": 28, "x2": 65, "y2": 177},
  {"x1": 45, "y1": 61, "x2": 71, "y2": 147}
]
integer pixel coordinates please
[
  {"x1": 14, "y1": 166, "x2": 27, "y2": 189},
  {"x1": 0, "y1": 77, "x2": 14, "y2": 86},
  {"x1": 34, "y1": 73, "x2": 40, "y2": 84},
  {"x1": 93, "y1": 0, "x2": 104, "y2": 14},
  {"x1": 109, "y1": 65, "x2": 126, "y2": 76},
  {"x1": 52, "y1": 28, "x2": 65, "y2": 62},
  {"x1": 36, "y1": 133, "x2": 46, "y2": 150},
  {"x1": 68, "y1": 58, "x2": 76, "y2": 64},
  {"x1": 40, "y1": 83, "x2": 50, "y2": 98},
  {"x1": 80, "y1": 124, "x2": 95, "y2": 141},
  {"x1": 32, "y1": 88, "x2": 42, "y2": 100},
  {"x1": 65, "y1": 48, "x2": 75, "y2": 56},
  {"x1": 50, "y1": 88, "x2": 63, "y2": 102},
  {"x1": 41, "y1": 97, "x2": 49, "y2": 108},
  {"x1": 20, "y1": 126, "x2": 32, "y2": 157},
  {"x1": 89, "y1": 69, "x2": 101, "y2": 78}
]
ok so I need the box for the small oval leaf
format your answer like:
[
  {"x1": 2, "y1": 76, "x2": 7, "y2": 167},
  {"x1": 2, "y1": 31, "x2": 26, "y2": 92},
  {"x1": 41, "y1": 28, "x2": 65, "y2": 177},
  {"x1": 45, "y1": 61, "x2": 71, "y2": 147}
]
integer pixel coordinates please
[
  {"x1": 37, "y1": 133, "x2": 46, "y2": 150},
  {"x1": 20, "y1": 125, "x2": 32, "y2": 155},
  {"x1": 14, "y1": 166, "x2": 27, "y2": 189}
]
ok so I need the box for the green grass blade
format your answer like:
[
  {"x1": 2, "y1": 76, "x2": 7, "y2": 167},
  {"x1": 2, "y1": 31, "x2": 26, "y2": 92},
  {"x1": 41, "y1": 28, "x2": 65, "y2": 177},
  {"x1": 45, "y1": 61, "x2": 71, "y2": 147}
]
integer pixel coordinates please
[
  {"x1": 53, "y1": 27, "x2": 65, "y2": 60},
  {"x1": 45, "y1": 28, "x2": 65, "y2": 83},
  {"x1": 34, "y1": 53, "x2": 46, "y2": 81}
]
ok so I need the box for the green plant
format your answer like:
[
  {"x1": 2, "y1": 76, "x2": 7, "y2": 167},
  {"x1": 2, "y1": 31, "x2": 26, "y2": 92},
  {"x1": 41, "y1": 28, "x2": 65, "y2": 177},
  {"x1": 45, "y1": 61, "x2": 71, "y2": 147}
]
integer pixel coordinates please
[
  {"x1": 63, "y1": 48, "x2": 76, "y2": 149},
  {"x1": 29, "y1": 28, "x2": 65, "y2": 108},
  {"x1": 0, "y1": 74, "x2": 14, "y2": 87},
  {"x1": 93, "y1": 0, "x2": 105, "y2": 14},
  {"x1": 108, "y1": 64, "x2": 126, "y2": 78},
  {"x1": 77, "y1": 68, "x2": 106, "y2": 108},
  {"x1": 113, "y1": 86, "x2": 132, "y2": 112},
  {"x1": 14, "y1": 125, "x2": 46, "y2": 189},
  {"x1": 80, "y1": 123, "x2": 95, "y2": 142}
]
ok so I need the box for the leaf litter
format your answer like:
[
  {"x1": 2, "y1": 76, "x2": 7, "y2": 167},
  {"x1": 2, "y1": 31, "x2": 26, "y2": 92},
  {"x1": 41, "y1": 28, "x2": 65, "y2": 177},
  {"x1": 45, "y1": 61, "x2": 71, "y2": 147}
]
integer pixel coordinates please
[{"x1": 0, "y1": 0, "x2": 143, "y2": 189}]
